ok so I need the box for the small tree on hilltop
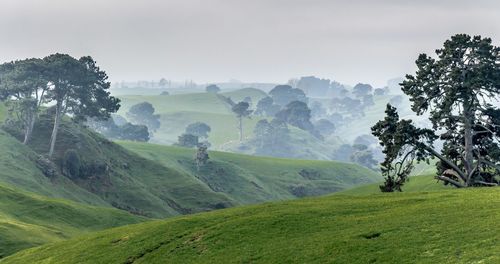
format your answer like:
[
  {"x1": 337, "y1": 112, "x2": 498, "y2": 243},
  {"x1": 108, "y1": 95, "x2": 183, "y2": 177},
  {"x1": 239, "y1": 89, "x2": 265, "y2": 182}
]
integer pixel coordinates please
[
  {"x1": 232, "y1": 102, "x2": 252, "y2": 142},
  {"x1": 372, "y1": 34, "x2": 500, "y2": 191}
]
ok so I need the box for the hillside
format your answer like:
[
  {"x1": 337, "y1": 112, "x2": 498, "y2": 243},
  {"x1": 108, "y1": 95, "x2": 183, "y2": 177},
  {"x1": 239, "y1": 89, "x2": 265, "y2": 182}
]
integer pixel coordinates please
[
  {"x1": 117, "y1": 88, "x2": 267, "y2": 148},
  {"x1": 4, "y1": 187, "x2": 498, "y2": 263},
  {"x1": 116, "y1": 88, "x2": 344, "y2": 159},
  {"x1": 0, "y1": 129, "x2": 110, "y2": 206},
  {"x1": 0, "y1": 110, "x2": 380, "y2": 219},
  {"x1": 119, "y1": 141, "x2": 381, "y2": 204},
  {"x1": 0, "y1": 184, "x2": 143, "y2": 258}
]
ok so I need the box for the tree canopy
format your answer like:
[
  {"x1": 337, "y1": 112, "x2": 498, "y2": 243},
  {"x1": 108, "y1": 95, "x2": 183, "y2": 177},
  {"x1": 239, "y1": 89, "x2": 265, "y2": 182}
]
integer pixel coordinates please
[{"x1": 372, "y1": 34, "x2": 500, "y2": 191}]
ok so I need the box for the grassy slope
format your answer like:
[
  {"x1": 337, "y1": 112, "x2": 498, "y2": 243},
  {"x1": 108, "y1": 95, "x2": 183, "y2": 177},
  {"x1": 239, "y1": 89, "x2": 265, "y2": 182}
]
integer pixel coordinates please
[
  {"x1": 0, "y1": 184, "x2": 143, "y2": 258},
  {"x1": 5, "y1": 187, "x2": 498, "y2": 264},
  {"x1": 26, "y1": 114, "x2": 235, "y2": 218},
  {"x1": 1, "y1": 111, "x2": 379, "y2": 219},
  {"x1": 0, "y1": 130, "x2": 109, "y2": 206},
  {"x1": 119, "y1": 141, "x2": 382, "y2": 204}
]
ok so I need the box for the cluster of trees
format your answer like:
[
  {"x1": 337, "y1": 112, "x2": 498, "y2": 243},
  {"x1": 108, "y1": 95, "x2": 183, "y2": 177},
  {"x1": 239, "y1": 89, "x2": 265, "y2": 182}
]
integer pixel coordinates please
[
  {"x1": 254, "y1": 85, "x2": 322, "y2": 138},
  {"x1": 126, "y1": 102, "x2": 160, "y2": 133},
  {"x1": 372, "y1": 34, "x2": 500, "y2": 192},
  {"x1": 253, "y1": 119, "x2": 291, "y2": 157},
  {"x1": 87, "y1": 115, "x2": 150, "y2": 142},
  {"x1": 0, "y1": 54, "x2": 120, "y2": 157}
]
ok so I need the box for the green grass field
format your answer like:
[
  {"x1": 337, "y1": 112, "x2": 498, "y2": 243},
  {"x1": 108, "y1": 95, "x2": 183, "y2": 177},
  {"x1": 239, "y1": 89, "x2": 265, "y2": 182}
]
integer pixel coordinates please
[
  {"x1": 4, "y1": 187, "x2": 498, "y2": 264},
  {"x1": 0, "y1": 184, "x2": 143, "y2": 258}
]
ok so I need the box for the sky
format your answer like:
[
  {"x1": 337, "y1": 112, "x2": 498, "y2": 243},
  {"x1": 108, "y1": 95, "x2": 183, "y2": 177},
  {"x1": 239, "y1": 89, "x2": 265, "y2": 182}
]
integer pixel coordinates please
[{"x1": 1, "y1": 0, "x2": 499, "y2": 87}]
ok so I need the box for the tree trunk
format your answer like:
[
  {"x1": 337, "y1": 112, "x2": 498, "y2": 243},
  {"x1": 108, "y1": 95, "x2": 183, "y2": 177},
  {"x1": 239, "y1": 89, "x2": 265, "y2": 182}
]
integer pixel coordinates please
[
  {"x1": 23, "y1": 113, "x2": 36, "y2": 145},
  {"x1": 48, "y1": 104, "x2": 62, "y2": 158},
  {"x1": 463, "y1": 111, "x2": 474, "y2": 186},
  {"x1": 422, "y1": 145, "x2": 467, "y2": 182},
  {"x1": 238, "y1": 116, "x2": 243, "y2": 142}
]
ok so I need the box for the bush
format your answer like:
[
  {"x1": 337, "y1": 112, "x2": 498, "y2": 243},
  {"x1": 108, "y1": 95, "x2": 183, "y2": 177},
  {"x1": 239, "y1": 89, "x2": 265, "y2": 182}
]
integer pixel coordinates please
[{"x1": 63, "y1": 149, "x2": 81, "y2": 178}]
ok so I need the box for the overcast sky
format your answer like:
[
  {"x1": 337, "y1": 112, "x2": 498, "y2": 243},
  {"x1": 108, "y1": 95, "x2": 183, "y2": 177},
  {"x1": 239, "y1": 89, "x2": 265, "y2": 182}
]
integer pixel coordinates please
[{"x1": 1, "y1": 0, "x2": 499, "y2": 87}]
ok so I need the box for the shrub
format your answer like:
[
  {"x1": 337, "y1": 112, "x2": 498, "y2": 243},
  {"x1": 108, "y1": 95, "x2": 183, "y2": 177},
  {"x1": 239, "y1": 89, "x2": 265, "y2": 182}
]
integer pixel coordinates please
[{"x1": 63, "y1": 149, "x2": 81, "y2": 178}]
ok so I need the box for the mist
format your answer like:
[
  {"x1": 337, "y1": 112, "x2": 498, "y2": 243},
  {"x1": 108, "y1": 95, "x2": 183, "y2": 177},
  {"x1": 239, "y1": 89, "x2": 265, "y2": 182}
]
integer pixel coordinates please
[{"x1": 1, "y1": 0, "x2": 499, "y2": 86}]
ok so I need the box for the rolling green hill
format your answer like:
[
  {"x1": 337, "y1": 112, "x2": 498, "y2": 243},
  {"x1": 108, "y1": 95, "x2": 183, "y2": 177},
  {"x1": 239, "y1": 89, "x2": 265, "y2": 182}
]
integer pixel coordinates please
[
  {"x1": 4, "y1": 187, "x2": 498, "y2": 264},
  {"x1": 116, "y1": 88, "x2": 344, "y2": 159},
  {"x1": 0, "y1": 110, "x2": 380, "y2": 219},
  {"x1": 0, "y1": 184, "x2": 143, "y2": 258},
  {"x1": 0, "y1": 129, "x2": 110, "y2": 206},
  {"x1": 118, "y1": 141, "x2": 382, "y2": 204}
]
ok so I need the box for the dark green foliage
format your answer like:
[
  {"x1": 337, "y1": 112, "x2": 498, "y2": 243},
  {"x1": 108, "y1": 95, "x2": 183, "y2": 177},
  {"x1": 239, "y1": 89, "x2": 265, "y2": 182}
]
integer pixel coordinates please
[
  {"x1": 126, "y1": 102, "x2": 160, "y2": 132},
  {"x1": 42, "y1": 54, "x2": 120, "y2": 157},
  {"x1": 63, "y1": 149, "x2": 81, "y2": 178},
  {"x1": 374, "y1": 34, "x2": 500, "y2": 187},
  {"x1": 372, "y1": 105, "x2": 438, "y2": 192},
  {"x1": 185, "y1": 122, "x2": 211, "y2": 139},
  {"x1": 177, "y1": 133, "x2": 199, "y2": 148},
  {"x1": 205, "y1": 84, "x2": 221, "y2": 93},
  {"x1": 268, "y1": 85, "x2": 307, "y2": 107},
  {"x1": 0, "y1": 58, "x2": 48, "y2": 144}
]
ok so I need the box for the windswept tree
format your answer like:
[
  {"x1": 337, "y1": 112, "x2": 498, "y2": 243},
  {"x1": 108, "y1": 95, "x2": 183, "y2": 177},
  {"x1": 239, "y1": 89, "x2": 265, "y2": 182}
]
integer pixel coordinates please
[
  {"x1": 44, "y1": 54, "x2": 120, "y2": 157},
  {"x1": 372, "y1": 34, "x2": 500, "y2": 191},
  {"x1": 0, "y1": 58, "x2": 48, "y2": 144},
  {"x1": 231, "y1": 101, "x2": 252, "y2": 142}
]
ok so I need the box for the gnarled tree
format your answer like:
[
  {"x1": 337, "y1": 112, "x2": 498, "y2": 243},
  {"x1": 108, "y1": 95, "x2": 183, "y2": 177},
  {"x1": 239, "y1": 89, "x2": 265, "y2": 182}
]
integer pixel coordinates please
[{"x1": 372, "y1": 34, "x2": 500, "y2": 190}]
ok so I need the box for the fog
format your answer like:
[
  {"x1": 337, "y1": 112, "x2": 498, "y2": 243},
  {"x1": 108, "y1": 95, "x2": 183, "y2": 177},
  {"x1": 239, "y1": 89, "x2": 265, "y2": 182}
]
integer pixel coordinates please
[{"x1": 1, "y1": 0, "x2": 499, "y2": 86}]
